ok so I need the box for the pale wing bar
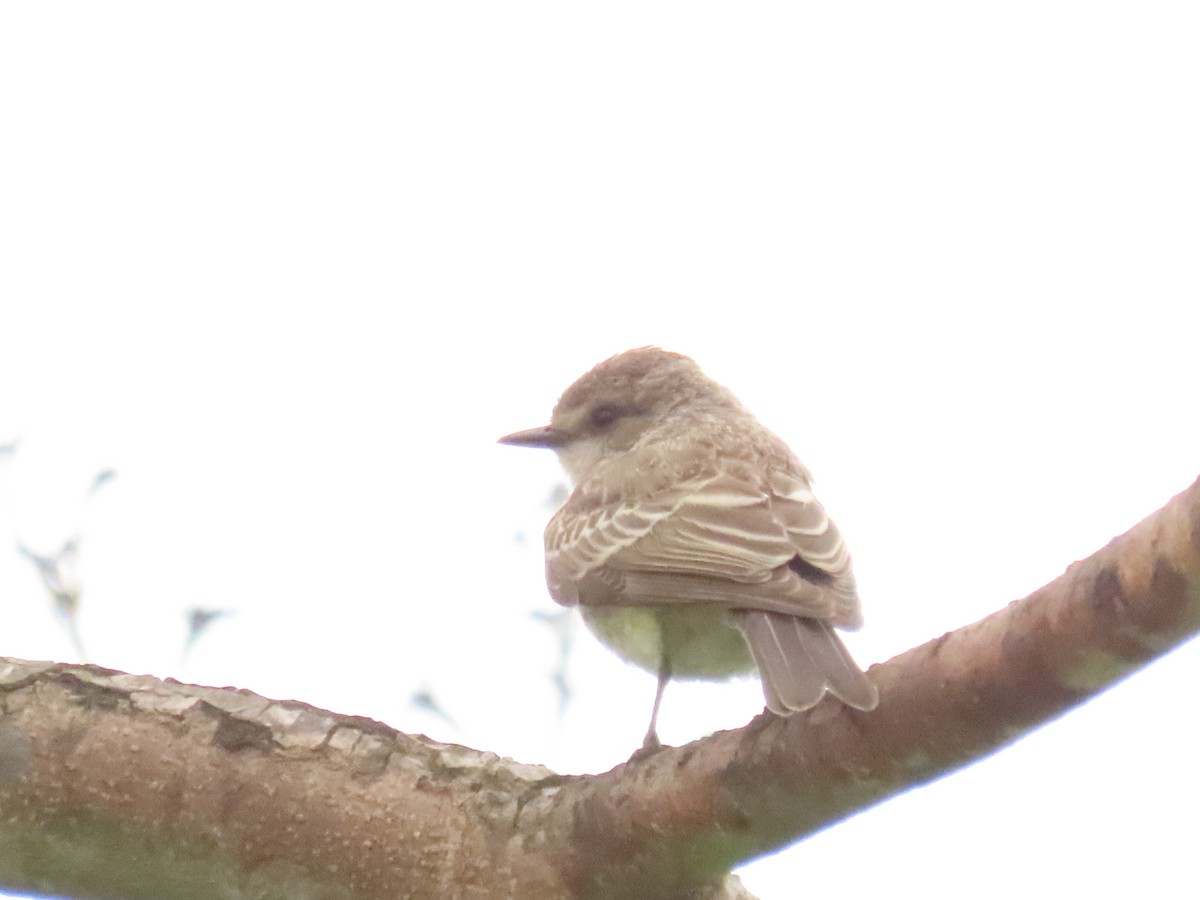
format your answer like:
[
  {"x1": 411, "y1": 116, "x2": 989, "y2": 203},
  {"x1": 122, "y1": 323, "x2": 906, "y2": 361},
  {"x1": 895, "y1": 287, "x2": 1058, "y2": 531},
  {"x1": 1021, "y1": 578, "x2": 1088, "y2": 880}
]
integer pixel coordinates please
[
  {"x1": 547, "y1": 468, "x2": 863, "y2": 625},
  {"x1": 547, "y1": 492, "x2": 687, "y2": 576},
  {"x1": 622, "y1": 470, "x2": 813, "y2": 576}
]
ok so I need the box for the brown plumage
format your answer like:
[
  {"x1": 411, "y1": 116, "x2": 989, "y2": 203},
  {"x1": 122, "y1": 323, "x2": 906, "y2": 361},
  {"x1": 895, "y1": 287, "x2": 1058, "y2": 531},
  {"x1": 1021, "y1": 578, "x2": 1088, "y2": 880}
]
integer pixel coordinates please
[{"x1": 500, "y1": 347, "x2": 877, "y2": 747}]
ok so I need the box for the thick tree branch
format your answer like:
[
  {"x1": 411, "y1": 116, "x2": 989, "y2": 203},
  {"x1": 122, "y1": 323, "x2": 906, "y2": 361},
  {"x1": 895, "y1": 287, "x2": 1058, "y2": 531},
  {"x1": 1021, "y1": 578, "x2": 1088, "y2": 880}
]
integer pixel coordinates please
[
  {"x1": 1, "y1": 478, "x2": 1198, "y2": 900},
  {"x1": 548, "y1": 476, "x2": 1200, "y2": 896}
]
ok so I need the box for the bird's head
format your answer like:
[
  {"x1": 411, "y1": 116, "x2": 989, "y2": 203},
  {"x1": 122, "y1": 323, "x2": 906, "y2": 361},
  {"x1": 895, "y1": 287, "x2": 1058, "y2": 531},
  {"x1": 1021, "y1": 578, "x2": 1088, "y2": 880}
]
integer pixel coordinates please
[{"x1": 498, "y1": 347, "x2": 733, "y2": 485}]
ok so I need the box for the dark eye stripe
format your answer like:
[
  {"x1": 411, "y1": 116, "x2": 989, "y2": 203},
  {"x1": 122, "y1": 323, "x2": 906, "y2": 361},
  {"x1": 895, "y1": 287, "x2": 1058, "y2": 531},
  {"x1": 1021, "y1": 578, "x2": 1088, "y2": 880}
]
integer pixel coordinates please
[{"x1": 589, "y1": 405, "x2": 620, "y2": 428}]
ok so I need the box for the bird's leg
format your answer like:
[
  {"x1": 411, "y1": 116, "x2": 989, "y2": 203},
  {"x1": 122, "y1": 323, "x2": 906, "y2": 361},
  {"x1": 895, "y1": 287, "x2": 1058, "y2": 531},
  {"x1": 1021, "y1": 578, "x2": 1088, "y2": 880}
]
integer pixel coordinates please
[{"x1": 641, "y1": 659, "x2": 671, "y2": 751}]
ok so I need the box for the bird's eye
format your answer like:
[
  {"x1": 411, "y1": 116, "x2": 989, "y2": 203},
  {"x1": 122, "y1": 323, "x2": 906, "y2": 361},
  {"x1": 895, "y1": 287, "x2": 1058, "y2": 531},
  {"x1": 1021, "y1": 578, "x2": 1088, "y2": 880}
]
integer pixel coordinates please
[{"x1": 588, "y1": 405, "x2": 621, "y2": 428}]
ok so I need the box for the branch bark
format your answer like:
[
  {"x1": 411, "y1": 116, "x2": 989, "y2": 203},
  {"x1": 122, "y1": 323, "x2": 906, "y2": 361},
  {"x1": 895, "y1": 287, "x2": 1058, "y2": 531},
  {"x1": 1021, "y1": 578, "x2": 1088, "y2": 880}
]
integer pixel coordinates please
[{"x1": 2, "y1": 477, "x2": 1198, "y2": 900}]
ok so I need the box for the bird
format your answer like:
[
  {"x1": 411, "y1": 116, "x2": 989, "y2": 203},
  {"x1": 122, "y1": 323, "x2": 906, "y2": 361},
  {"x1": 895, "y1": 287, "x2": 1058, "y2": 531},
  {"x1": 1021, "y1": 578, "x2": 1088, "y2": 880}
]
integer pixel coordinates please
[{"x1": 499, "y1": 347, "x2": 878, "y2": 749}]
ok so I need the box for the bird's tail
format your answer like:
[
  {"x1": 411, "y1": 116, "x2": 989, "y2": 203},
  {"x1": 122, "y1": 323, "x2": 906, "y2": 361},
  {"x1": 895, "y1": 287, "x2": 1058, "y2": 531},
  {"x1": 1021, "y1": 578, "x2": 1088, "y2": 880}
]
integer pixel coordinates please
[{"x1": 733, "y1": 611, "x2": 878, "y2": 714}]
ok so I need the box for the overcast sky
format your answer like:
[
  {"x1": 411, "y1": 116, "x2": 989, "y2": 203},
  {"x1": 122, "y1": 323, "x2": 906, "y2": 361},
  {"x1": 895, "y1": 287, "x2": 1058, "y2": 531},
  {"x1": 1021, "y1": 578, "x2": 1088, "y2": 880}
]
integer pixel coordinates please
[{"x1": 2, "y1": 3, "x2": 1199, "y2": 898}]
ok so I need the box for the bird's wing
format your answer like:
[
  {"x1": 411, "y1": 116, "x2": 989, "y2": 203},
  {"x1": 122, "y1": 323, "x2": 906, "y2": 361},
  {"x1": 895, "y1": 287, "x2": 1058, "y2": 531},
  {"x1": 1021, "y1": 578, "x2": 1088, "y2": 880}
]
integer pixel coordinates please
[
  {"x1": 544, "y1": 480, "x2": 700, "y2": 599},
  {"x1": 545, "y1": 467, "x2": 862, "y2": 627}
]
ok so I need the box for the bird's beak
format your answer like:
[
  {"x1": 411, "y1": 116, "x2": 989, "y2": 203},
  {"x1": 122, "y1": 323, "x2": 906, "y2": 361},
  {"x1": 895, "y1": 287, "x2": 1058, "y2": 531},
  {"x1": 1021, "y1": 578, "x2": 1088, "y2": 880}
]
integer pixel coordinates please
[{"x1": 497, "y1": 426, "x2": 570, "y2": 449}]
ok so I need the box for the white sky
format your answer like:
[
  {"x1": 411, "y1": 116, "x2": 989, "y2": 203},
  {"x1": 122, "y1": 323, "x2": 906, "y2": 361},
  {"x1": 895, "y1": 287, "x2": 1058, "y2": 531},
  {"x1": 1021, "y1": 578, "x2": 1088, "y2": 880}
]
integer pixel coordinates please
[{"x1": 1, "y1": 3, "x2": 1198, "y2": 898}]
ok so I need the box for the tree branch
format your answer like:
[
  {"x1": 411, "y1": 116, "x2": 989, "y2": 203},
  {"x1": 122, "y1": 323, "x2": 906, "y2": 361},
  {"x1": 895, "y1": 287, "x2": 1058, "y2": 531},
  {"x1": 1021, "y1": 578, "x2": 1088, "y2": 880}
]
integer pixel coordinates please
[{"x1": 2, "y1": 478, "x2": 1198, "y2": 900}]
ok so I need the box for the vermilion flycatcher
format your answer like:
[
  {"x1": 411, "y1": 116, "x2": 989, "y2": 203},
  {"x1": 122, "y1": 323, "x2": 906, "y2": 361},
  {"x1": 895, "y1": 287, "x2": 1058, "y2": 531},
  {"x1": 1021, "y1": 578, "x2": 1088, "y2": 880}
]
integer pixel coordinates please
[{"x1": 500, "y1": 347, "x2": 877, "y2": 747}]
